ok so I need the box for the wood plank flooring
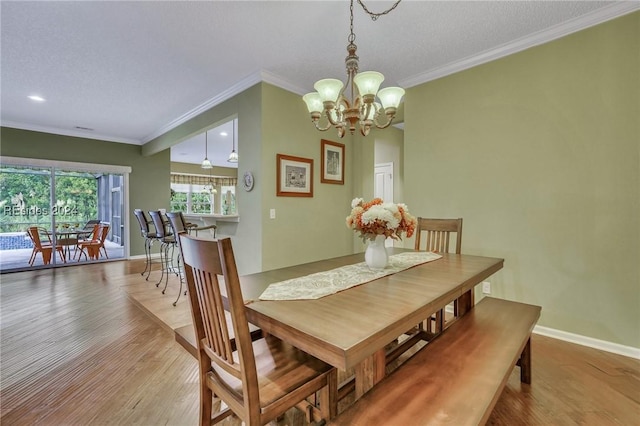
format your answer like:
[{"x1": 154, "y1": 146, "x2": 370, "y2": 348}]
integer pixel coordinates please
[{"x1": 1, "y1": 260, "x2": 638, "y2": 425}]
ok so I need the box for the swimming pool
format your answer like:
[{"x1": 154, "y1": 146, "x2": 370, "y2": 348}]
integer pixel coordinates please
[{"x1": 0, "y1": 232, "x2": 34, "y2": 250}]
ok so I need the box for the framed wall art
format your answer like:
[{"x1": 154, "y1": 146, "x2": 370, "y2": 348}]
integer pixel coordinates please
[
  {"x1": 276, "y1": 154, "x2": 313, "y2": 197},
  {"x1": 321, "y1": 139, "x2": 345, "y2": 185}
]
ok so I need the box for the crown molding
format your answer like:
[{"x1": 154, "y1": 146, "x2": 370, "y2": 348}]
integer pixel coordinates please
[
  {"x1": 142, "y1": 69, "x2": 303, "y2": 143},
  {"x1": 1, "y1": 120, "x2": 141, "y2": 145},
  {"x1": 142, "y1": 71, "x2": 265, "y2": 143},
  {"x1": 141, "y1": 2, "x2": 639, "y2": 144},
  {"x1": 260, "y1": 70, "x2": 308, "y2": 96},
  {"x1": 399, "y1": 2, "x2": 640, "y2": 88}
]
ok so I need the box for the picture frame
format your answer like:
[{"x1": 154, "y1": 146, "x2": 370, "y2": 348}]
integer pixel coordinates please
[
  {"x1": 321, "y1": 139, "x2": 345, "y2": 185},
  {"x1": 276, "y1": 154, "x2": 314, "y2": 197}
]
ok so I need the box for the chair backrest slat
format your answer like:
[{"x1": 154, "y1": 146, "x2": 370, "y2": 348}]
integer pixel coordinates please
[
  {"x1": 179, "y1": 234, "x2": 259, "y2": 392},
  {"x1": 414, "y1": 218, "x2": 463, "y2": 254}
]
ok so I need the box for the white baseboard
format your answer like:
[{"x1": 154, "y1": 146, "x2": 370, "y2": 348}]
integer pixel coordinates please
[
  {"x1": 128, "y1": 254, "x2": 161, "y2": 261},
  {"x1": 533, "y1": 325, "x2": 640, "y2": 360}
]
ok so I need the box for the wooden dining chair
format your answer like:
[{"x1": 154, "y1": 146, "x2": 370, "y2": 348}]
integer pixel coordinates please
[
  {"x1": 386, "y1": 218, "x2": 464, "y2": 365},
  {"x1": 415, "y1": 217, "x2": 463, "y2": 333},
  {"x1": 27, "y1": 227, "x2": 65, "y2": 265},
  {"x1": 414, "y1": 217, "x2": 463, "y2": 254},
  {"x1": 179, "y1": 234, "x2": 337, "y2": 426}
]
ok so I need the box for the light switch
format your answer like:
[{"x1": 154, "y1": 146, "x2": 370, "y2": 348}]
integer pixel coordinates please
[{"x1": 269, "y1": 208, "x2": 276, "y2": 219}]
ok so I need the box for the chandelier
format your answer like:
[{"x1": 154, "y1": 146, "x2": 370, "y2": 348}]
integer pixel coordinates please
[{"x1": 302, "y1": 0, "x2": 404, "y2": 138}]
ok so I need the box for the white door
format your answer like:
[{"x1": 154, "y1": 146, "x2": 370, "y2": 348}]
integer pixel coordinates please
[{"x1": 374, "y1": 162, "x2": 394, "y2": 247}]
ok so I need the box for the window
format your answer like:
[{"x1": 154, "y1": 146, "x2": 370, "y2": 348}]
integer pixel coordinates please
[{"x1": 170, "y1": 174, "x2": 237, "y2": 215}]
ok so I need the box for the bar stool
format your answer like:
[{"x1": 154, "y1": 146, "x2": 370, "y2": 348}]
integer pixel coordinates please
[
  {"x1": 165, "y1": 211, "x2": 188, "y2": 306},
  {"x1": 133, "y1": 209, "x2": 159, "y2": 280},
  {"x1": 148, "y1": 210, "x2": 177, "y2": 293}
]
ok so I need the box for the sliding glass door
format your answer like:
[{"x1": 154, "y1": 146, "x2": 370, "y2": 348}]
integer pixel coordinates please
[{"x1": 0, "y1": 161, "x2": 127, "y2": 272}]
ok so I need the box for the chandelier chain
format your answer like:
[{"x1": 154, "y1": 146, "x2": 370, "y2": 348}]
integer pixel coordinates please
[
  {"x1": 356, "y1": 0, "x2": 402, "y2": 21},
  {"x1": 349, "y1": 0, "x2": 355, "y2": 43},
  {"x1": 349, "y1": 0, "x2": 402, "y2": 41}
]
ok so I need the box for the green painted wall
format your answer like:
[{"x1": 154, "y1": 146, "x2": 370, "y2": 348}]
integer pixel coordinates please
[
  {"x1": 145, "y1": 84, "x2": 263, "y2": 275},
  {"x1": 260, "y1": 83, "x2": 354, "y2": 270},
  {"x1": 0, "y1": 127, "x2": 169, "y2": 258},
  {"x1": 404, "y1": 13, "x2": 639, "y2": 348}
]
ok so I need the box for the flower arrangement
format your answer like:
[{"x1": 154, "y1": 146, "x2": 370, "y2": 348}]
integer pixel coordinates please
[{"x1": 346, "y1": 197, "x2": 417, "y2": 242}]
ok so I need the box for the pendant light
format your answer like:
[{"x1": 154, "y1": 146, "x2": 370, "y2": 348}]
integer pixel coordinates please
[
  {"x1": 201, "y1": 130, "x2": 212, "y2": 169},
  {"x1": 227, "y1": 120, "x2": 238, "y2": 163}
]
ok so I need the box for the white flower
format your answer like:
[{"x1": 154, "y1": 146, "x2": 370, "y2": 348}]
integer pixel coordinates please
[{"x1": 351, "y1": 198, "x2": 364, "y2": 209}]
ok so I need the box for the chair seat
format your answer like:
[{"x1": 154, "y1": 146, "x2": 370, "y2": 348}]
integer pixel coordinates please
[{"x1": 207, "y1": 334, "x2": 334, "y2": 408}]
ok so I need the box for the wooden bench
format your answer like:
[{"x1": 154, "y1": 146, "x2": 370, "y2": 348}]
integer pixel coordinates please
[{"x1": 329, "y1": 297, "x2": 541, "y2": 426}]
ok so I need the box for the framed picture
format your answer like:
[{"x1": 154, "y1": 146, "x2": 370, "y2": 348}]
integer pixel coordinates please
[
  {"x1": 321, "y1": 139, "x2": 345, "y2": 185},
  {"x1": 276, "y1": 154, "x2": 314, "y2": 197}
]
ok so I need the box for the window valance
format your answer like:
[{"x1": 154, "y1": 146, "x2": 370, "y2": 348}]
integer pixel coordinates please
[{"x1": 171, "y1": 174, "x2": 237, "y2": 186}]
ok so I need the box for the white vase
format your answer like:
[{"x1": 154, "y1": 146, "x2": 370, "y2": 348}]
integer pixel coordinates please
[{"x1": 365, "y1": 235, "x2": 388, "y2": 270}]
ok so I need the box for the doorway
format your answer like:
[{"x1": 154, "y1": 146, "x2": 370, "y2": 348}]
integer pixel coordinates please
[
  {"x1": 0, "y1": 159, "x2": 129, "y2": 272},
  {"x1": 374, "y1": 162, "x2": 394, "y2": 247}
]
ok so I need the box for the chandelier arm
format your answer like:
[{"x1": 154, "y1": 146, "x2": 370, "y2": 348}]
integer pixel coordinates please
[
  {"x1": 313, "y1": 117, "x2": 334, "y2": 132},
  {"x1": 372, "y1": 113, "x2": 396, "y2": 130},
  {"x1": 324, "y1": 109, "x2": 340, "y2": 126}
]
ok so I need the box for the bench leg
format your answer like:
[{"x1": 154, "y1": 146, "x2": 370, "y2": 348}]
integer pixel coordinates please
[{"x1": 519, "y1": 337, "x2": 532, "y2": 384}]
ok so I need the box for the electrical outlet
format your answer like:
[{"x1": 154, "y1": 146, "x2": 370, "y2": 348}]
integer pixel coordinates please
[
  {"x1": 482, "y1": 281, "x2": 491, "y2": 294},
  {"x1": 269, "y1": 208, "x2": 276, "y2": 219}
]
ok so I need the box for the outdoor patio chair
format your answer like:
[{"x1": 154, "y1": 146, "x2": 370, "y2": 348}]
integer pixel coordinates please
[{"x1": 27, "y1": 227, "x2": 65, "y2": 266}]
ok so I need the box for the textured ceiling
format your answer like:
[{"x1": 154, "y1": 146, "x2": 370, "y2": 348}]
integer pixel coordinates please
[{"x1": 1, "y1": 1, "x2": 637, "y2": 165}]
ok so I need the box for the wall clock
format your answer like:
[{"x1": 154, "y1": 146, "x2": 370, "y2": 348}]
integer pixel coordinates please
[{"x1": 243, "y1": 171, "x2": 254, "y2": 192}]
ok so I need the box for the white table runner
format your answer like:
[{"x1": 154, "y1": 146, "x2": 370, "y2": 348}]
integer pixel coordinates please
[{"x1": 258, "y1": 251, "x2": 442, "y2": 301}]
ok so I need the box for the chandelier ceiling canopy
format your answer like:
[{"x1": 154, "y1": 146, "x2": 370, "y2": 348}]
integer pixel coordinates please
[{"x1": 303, "y1": 0, "x2": 404, "y2": 138}]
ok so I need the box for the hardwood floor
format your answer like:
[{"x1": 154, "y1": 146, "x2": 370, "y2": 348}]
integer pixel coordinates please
[{"x1": 1, "y1": 260, "x2": 638, "y2": 425}]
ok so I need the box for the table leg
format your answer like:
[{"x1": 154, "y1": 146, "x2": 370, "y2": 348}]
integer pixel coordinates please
[
  {"x1": 354, "y1": 348, "x2": 386, "y2": 399},
  {"x1": 457, "y1": 289, "x2": 473, "y2": 316}
]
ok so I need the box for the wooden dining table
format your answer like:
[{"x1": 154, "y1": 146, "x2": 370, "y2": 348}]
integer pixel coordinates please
[{"x1": 229, "y1": 248, "x2": 504, "y2": 399}]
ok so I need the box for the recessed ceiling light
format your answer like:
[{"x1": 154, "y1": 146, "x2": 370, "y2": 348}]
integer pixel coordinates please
[
  {"x1": 220, "y1": 131, "x2": 228, "y2": 136},
  {"x1": 28, "y1": 95, "x2": 45, "y2": 102}
]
